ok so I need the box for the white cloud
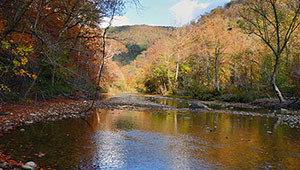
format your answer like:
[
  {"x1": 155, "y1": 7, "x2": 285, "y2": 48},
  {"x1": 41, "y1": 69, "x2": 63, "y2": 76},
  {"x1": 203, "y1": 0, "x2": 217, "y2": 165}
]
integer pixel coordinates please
[
  {"x1": 101, "y1": 16, "x2": 130, "y2": 28},
  {"x1": 170, "y1": 0, "x2": 210, "y2": 25}
]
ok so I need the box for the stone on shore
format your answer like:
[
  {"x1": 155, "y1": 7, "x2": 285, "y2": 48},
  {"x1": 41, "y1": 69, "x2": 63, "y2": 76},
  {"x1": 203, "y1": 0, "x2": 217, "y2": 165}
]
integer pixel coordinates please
[{"x1": 22, "y1": 161, "x2": 36, "y2": 170}]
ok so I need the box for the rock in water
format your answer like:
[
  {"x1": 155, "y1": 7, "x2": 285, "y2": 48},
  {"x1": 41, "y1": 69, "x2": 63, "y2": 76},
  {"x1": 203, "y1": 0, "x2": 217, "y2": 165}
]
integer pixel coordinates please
[
  {"x1": 280, "y1": 108, "x2": 288, "y2": 113},
  {"x1": 189, "y1": 103, "x2": 210, "y2": 110},
  {"x1": 22, "y1": 161, "x2": 36, "y2": 170}
]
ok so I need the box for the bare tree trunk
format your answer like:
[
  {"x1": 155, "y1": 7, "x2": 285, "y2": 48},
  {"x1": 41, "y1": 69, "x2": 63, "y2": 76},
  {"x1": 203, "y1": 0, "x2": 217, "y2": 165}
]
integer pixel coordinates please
[
  {"x1": 86, "y1": 5, "x2": 118, "y2": 111},
  {"x1": 272, "y1": 79, "x2": 285, "y2": 102},
  {"x1": 272, "y1": 56, "x2": 285, "y2": 102},
  {"x1": 214, "y1": 48, "x2": 220, "y2": 92},
  {"x1": 175, "y1": 63, "x2": 179, "y2": 82}
]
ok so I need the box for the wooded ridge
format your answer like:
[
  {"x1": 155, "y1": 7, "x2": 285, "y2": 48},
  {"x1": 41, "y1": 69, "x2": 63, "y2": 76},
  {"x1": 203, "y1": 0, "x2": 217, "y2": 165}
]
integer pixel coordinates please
[{"x1": 0, "y1": 0, "x2": 299, "y2": 106}]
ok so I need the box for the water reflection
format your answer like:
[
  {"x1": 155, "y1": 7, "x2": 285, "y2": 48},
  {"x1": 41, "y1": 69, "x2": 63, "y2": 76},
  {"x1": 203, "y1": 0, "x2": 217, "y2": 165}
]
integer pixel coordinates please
[
  {"x1": 92, "y1": 131, "x2": 125, "y2": 169},
  {"x1": 84, "y1": 110, "x2": 216, "y2": 169},
  {"x1": 0, "y1": 108, "x2": 300, "y2": 169}
]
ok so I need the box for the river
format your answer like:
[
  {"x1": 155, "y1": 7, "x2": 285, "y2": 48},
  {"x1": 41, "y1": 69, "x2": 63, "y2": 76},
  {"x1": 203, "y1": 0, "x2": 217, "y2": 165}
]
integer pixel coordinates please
[{"x1": 1, "y1": 94, "x2": 300, "y2": 169}]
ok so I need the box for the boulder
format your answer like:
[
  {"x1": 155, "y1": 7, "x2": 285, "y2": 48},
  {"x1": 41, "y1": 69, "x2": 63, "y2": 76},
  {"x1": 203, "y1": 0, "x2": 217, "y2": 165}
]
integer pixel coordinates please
[
  {"x1": 22, "y1": 161, "x2": 36, "y2": 170},
  {"x1": 280, "y1": 108, "x2": 289, "y2": 113},
  {"x1": 189, "y1": 102, "x2": 210, "y2": 110}
]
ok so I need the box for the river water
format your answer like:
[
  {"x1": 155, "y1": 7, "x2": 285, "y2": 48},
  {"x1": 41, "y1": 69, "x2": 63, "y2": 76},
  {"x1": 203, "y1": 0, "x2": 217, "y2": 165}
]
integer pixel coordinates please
[{"x1": 1, "y1": 95, "x2": 300, "y2": 169}]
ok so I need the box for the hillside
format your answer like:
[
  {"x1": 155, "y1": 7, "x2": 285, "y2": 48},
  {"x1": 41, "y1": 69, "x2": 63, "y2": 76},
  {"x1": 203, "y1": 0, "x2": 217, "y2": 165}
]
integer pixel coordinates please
[
  {"x1": 117, "y1": 0, "x2": 300, "y2": 101},
  {"x1": 108, "y1": 25, "x2": 174, "y2": 65}
]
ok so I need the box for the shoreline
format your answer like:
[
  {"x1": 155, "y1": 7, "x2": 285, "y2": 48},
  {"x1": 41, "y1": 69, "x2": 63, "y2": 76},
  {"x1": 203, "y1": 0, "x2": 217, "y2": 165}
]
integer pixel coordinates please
[
  {"x1": 0, "y1": 99, "x2": 93, "y2": 169},
  {"x1": 0, "y1": 95, "x2": 300, "y2": 169},
  {"x1": 1, "y1": 96, "x2": 300, "y2": 135}
]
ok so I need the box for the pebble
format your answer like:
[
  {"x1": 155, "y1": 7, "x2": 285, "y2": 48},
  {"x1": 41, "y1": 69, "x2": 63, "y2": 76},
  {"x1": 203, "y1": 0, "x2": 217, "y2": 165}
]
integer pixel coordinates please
[
  {"x1": 38, "y1": 153, "x2": 45, "y2": 157},
  {"x1": 20, "y1": 128, "x2": 25, "y2": 132},
  {"x1": 267, "y1": 131, "x2": 272, "y2": 134},
  {"x1": 25, "y1": 121, "x2": 34, "y2": 124}
]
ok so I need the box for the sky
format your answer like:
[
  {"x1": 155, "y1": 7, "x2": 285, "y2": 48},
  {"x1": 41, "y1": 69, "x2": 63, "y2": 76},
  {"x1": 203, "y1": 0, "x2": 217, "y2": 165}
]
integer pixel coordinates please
[{"x1": 103, "y1": 0, "x2": 231, "y2": 27}]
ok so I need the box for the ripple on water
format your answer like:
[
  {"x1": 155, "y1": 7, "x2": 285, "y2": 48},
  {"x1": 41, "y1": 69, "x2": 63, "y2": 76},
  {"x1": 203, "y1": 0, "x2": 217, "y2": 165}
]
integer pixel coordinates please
[{"x1": 85, "y1": 130, "x2": 218, "y2": 170}]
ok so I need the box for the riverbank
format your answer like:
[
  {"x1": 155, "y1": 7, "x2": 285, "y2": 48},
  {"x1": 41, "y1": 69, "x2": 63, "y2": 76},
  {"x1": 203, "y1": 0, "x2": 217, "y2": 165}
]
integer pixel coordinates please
[
  {"x1": 0, "y1": 96, "x2": 188, "y2": 169},
  {"x1": 0, "y1": 99, "x2": 92, "y2": 169},
  {"x1": 0, "y1": 96, "x2": 185, "y2": 135},
  {"x1": 0, "y1": 95, "x2": 300, "y2": 169},
  {"x1": 1, "y1": 95, "x2": 300, "y2": 135}
]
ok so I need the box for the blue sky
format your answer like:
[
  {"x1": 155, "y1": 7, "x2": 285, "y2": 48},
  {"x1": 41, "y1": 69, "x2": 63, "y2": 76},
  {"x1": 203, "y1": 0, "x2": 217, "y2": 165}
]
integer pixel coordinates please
[{"x1": 106, "y1": 0, "x2": 231, "y2": 27}]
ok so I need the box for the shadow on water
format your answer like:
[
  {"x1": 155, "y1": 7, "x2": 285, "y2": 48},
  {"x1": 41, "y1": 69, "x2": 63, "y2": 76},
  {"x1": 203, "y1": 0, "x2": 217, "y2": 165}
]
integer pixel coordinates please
[{"x1": 1, "y1": 102, "x2": 300, "y2": 169}]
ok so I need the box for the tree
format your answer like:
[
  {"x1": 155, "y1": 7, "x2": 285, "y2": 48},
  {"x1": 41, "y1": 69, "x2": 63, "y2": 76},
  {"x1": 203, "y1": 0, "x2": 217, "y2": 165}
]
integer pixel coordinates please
[
  {"x1": 239, "y1": 0, "x2": 300, "y2": 102},
  {"x1": 0, "y1": 0, "x2": 139, "y2": 100},
  {"x1": 195, "y1": 15, "x2": 231, "y2": 92}
]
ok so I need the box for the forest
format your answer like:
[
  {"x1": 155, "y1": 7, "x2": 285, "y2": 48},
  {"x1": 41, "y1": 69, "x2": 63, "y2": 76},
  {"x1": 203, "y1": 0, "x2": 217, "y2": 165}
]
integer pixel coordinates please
[
  {"x1": 1, "y1": 0, "x2": 300, "y2": 169},
  {"x1": 110, "y1": 0, "x2": 300, "y2": 103},
  {"x1": 1, "y1": 0, "x2": 299, "y2": 104},
  {"x1": 0, "y1": 0, "x2": 133, "y2": 102}
]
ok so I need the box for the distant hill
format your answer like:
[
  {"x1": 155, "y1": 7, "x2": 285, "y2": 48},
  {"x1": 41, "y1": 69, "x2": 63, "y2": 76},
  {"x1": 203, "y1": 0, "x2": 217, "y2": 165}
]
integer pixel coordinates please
[{"x1": 108, "y1": 25, "x2": 174, "y2": 65}]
